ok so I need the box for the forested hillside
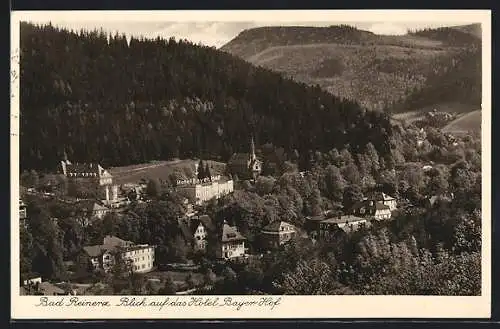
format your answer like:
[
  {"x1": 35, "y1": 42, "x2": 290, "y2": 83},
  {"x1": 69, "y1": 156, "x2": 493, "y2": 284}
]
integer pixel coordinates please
[
  {"x1": 222, "y1": 24, "x2": 481, "y2": 112},
  {"x1": 20, "y1": 22, "x2": 392, "y2": 171}
]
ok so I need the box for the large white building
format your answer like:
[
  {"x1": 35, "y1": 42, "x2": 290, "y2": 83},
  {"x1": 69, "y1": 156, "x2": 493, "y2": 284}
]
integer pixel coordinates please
[
  {"x1": 83, "y1": 235, "x2": 156, "y2": 273},
  {"x1": 177, "y1": 162, "x2": 234, "y2": 205}
]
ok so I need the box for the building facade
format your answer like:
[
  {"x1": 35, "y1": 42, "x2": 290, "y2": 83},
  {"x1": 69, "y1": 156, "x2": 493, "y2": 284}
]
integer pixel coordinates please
[
  {"x1": 60, "y1": 158, "x2": 115, "y2": 201},
  {"x1": 366, "y1": 192, "x2": 397, "y2": 211},
  {"x1": 216, "y1": 222, "x2": 246, "y2": 260},
  {"x1": 178, "y1": 177, "x2": 234, "y2": 205},
  {"x1": 179, "y1": 215, "x2": 215, "y2": 253},
  {"x1": 319, "y1": 215, "x2": 368, "y2": 238},
  {"x1": 83, "y1": 235, "x2": 156, "y2": 273},
  {"x1": 227, "y1": 136, "x2": 262, "y2": 181},
  {"x1": 353, "y1": 200, "x2": 392, "y2": 220},
  {"x1": 260, "y1": 221, "x2": 297, "y2": 249}
]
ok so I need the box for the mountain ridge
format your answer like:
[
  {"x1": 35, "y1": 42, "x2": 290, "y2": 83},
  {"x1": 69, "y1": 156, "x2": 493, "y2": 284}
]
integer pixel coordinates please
[{"x1": 221, "y1": 24, "x2": 481, "y2": 113}]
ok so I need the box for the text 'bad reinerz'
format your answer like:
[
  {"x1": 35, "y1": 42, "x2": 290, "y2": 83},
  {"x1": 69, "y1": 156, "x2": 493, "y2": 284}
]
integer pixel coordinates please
[{"x1": 36, "y1": 296, "x2": 282, "y2": 311}]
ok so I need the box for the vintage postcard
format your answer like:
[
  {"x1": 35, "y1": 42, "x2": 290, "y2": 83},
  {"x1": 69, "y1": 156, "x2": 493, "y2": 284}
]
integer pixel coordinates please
[{"x1": 10, "y1": 10, "x2": 491, "y2": 319}]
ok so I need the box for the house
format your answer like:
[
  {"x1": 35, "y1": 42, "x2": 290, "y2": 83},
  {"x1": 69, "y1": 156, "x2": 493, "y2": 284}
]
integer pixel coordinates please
[
  {"x1": 304, "y1": 215, "x2": 326, "y2": 239},
  {"x1": 60, "y1": 156, "x2": 114, "y2": 201},
  {"x1": 260, "y1": 221, "x2": 297, "y2": 249},
  {"x1": 227, "y1": 136, "x2": 262, "y2": 181},
  {"x1": 78, "y1": 200, "x2": 110, "y2": 220},
  {"x1": 176, "y1": 162, "x2": 234, "y2": 205},
  {"x1": 179, "y1": 215, "x2": 215, "y2": 253},
  {"x1": 22, "y1": 278, "x2": 66, "y2": 296},
  {"x1": 365, "y1": 191, "x2": 397, "y2": 211},
  {"x1": 425, "y1": 193, "x2": 454, "y2": 208},
  {"x1": 319, "y1": 215, "x2": 368, "y2": 238},
  {"x1": 216, "y1": 221, "x2": 247, "y2": 260},
  {"x1": 83, "y1": 235, "x2": 156, "y2": 273},
  {"x1": 352, "y1": 200, "x2": 392, "y2": 220}
]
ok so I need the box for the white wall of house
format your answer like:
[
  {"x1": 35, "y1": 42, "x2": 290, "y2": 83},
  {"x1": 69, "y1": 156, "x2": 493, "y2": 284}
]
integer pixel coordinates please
[
  {"x1": 123, "y1": 246, "x2": 155, "y2": 273},
  {"x1": 193, "y1": 224, "x2": 208, "y2": 251},
  {"x1": 374, "y1": 209, "x2": 392, "y2": 220},
  {"x1": 221, "y1": 241, "x2": 245, "y2": 259}
]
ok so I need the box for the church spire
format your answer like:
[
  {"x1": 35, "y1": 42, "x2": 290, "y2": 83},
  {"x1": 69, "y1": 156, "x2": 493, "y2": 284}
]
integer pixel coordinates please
[{"x1": 250, "y1": 134, "x2": 256, "y2": 160}]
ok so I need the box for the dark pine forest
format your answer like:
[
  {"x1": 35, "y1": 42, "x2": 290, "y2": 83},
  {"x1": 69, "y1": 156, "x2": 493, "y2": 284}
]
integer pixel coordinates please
[{"x1": 20, "y1": 22, "x2": 392, "y2": 171}]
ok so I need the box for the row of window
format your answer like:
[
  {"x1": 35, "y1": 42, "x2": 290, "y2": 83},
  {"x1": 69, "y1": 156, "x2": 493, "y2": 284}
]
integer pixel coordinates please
[
  {"x1": 133, "y1": 263, "x2": 152, "y2": 271},
  {"x1": 125, "y1": 248, "x2": 153, "y2": 257},
  {"x1": 67, "y1": 172, "x2": 98, "y2": 177},
  {"x1": 222, "y1": 243, "x2": 244, "y2": 251}
]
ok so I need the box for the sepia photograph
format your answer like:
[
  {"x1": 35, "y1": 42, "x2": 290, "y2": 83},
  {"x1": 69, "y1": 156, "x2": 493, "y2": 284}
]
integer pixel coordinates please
[{"x1": 10, "y1": 10, "x2": 491, "y2": 319}]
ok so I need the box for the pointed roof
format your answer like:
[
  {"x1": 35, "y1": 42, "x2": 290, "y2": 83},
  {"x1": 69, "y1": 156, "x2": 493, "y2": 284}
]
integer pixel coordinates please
[
  {"x1": 92, "y1": 203, "x2": 109, "y2": 212},
  {"x1": 221, "y1": 223, "x2": 246, "y2": 242}
]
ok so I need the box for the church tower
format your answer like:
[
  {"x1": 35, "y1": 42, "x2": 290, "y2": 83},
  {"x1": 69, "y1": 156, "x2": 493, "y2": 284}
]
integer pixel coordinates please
[{"x1": 250, "y1": 135, "x2": 256, "y2": 162}]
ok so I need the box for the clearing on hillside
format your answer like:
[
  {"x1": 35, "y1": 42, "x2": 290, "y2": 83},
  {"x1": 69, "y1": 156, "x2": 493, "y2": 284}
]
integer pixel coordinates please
[
  {"x1": 442, "y1": 110, "x2": 481, "y2": 135},
  {"x1": 108, "y1": 159, "x2": 227, "y2": 185}
]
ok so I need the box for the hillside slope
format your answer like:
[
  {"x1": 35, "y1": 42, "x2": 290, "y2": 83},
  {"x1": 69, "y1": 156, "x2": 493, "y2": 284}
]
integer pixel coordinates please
[
  {"x1": 20, "y1": 23, "x2": 392, "y2": 171},
  {"x1": 221, "y1": 24, "x2": 481, "y2": 112}
]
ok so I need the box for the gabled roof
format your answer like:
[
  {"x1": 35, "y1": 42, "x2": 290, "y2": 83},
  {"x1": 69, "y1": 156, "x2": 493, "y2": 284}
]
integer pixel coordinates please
[
  {"x1": 83, "y1": 245, "x2": 106, "y2": 258},
  {"x1": 196, "y1": 215, "x2": 215, "y2": 232},
  {"x1": 103, "y1": 235, "x2": 132, "y2": 248},
  {"x1": 221, "y1": 223, "x2": 246, "y2": 242},
  {"x1": 93, "y1": 203, "x2": 109, "y2": 212},
  {"x1": 367, "y1": 191, "x2": 395, "y2": 202},
  {"x1": 374, "y1": 202, "x2": 391, "y2": 211},
  {"x1": 65, "y1": 163, "x2": 101, "y2": 174}
]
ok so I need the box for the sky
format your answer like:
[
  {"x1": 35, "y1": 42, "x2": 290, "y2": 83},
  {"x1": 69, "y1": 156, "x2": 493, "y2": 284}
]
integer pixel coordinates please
[{"x1": 25, "y1": 20, "x2": 467, "y2": 48}]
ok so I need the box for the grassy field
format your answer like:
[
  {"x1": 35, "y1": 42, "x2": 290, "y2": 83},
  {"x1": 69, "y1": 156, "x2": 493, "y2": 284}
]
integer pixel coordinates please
[
  {"x1": 392, "y1": 103, "x2": 478, "y2": 125},
  {"x1": 108, "y1": 159, "x2": 227, "y2": 185},
  {"x1": 442, "y1": 110, "x2": 481, "y2": 135}
]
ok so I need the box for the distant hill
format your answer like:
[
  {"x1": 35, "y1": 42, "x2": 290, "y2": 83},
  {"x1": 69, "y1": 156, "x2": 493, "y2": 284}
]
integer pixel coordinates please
[
  {"x1": 20, "y1": 23, "x2": 393, "y2": 171},
  {"x1": 221, "y1": 24, "x2": 481, "y2": 113}
]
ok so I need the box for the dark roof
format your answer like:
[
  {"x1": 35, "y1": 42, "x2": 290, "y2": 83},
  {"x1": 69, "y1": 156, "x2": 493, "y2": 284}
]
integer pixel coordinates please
[
  {"x1": 306, "y1": 215, "x2": 325, "y2": 222},
  {"x1": 367, "y1": 191, "x2": 395, "y2": 201},
  {"x1": 196, "y1": 215, "x2": 215, "y2": 232},
  {"x1": 65, "y1": 163, "x2": 101, "y2": 174},
  {"x1": 321, "y1": 215, "x2": 366, "y2": 225},
  {"x1": 84, "y1": 235, "x2": 136, "y2": 257},
  {"x1": 262, "y1": 221, "x2": 295, "y2": 232},
  {"x1": 83, "y1": 245, "x2": 107, "y2": 257},
  {"x1": 221, "y1": 223, "x2": 246, "y2": 242},
  {"x1": 374, "y1": 202, "x2": 391, "y2": 211}
]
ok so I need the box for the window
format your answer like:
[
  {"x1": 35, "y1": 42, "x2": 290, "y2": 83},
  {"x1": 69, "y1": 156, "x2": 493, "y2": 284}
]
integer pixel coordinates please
[{"x1": 142, "y1": 264, "x2": 145, "y2": 269}]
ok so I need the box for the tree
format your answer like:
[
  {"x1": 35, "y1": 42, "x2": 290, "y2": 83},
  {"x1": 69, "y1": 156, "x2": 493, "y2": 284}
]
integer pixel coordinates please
[
  {"x1": 205, "y1": 163, "x2": 212, "y2": 181},
  {"x1": 146, "y1": 178, "x2": 162, "y2": 199},
  {"x1": 28, "y1": 200, "x2": 67, "y2": 280},
  {"x1": 197, "y1": 159, "x2": 205, "y2": 180},
  {"x1": 159, "y1": 275, "x2": 177, "y2": 294},
  {"x1": 342, "y1": 185, "x2": 364, "y2": 212},
  {"x1": 274, "y1": 258, "x2": 352, "y2": 295},
  {"x1": 324, "y1": 165, "x2": 346, "y2": 202},
  {"x1": 255, "y1": 176, "x2": 276, "y2": 196},
  {"x1": 342, "y1": 163, "x2": 361, "y2": 186}
]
